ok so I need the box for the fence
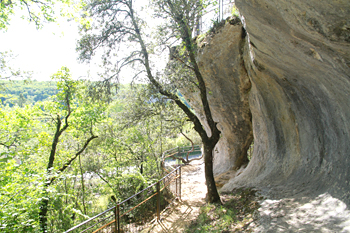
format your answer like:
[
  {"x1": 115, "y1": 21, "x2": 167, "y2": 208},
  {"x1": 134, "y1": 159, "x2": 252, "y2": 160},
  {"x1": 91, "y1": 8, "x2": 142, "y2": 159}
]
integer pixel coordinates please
[
  {"x1": 162, "y1": 145, "x2": 202, "y2": 165},
  {"x1": 64, "y1": 165, "x2": 182, "y2": 233},
  {"x1": 194, "y1": 0, "x2": 235, "y2": 37}
]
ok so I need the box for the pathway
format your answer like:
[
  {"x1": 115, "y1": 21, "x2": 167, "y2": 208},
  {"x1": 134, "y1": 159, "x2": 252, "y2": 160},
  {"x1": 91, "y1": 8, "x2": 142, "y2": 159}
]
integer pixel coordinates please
[{"x1": 142, "y1": 159, "x2": 206, "y2": 233}]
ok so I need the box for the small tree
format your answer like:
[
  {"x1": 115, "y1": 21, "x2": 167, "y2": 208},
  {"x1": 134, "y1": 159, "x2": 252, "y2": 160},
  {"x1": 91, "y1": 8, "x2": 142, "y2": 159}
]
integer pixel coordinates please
[
  {"x1": 0, "y1": 69, "x2": 107, "y2": 232},
  {"x1": 38, "y1": 68, "x2": 101, "y2": 232},
  {"x1": 78, "y1": 0, "x2": 221, "y2": 203}
]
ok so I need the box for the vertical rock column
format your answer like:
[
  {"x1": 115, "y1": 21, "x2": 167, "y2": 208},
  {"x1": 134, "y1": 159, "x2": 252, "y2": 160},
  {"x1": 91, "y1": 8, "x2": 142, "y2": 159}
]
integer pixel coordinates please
[{"x1": 184, "y1": 21, "x2": 253, "y2": 175}]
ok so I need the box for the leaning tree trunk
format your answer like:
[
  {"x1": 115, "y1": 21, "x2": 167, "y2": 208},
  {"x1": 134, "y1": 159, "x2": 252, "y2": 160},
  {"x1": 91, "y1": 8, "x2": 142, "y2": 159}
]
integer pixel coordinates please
[{"x1": 129, "y1": 2, "x2": 222, "y2": 204}]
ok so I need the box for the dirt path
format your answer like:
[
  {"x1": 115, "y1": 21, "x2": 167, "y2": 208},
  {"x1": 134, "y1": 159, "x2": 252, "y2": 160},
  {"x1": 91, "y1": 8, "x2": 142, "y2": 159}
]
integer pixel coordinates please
[{"x1": 142, "y1": 160, "x2": 206, "y2": 233}]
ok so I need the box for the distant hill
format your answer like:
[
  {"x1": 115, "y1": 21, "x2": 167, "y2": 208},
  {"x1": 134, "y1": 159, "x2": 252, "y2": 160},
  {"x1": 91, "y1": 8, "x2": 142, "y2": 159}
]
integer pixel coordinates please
[{"x1": 0, "y1": 80, "x2": 58, "y2": 107}]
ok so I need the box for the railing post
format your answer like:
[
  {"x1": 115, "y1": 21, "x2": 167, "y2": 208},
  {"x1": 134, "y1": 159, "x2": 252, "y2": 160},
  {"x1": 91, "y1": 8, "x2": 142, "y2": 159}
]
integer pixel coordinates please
[
  {"x1": 156, "y1": 181, "x2": 160, "y2": 222},
  {"x1": 179, "y1": 166, "x2": 182, "y2": 201},
  {"x1": 116, "y1": 204, "x2": 120, "y2": 233},
  {"x1": 65, "y1": 149, "x2": 195, "y2": 233},
  {"x1": 176, "y1": 167, "x2": 178, "y2": 197}
]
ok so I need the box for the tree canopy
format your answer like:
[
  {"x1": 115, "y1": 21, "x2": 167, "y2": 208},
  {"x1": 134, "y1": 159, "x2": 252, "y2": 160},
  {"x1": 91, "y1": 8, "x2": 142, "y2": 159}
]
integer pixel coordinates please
[
  {"x1": 77, "y1": 0, "x2": 222, "y2": 203},
  {"x1": 0, "y1": 0, "x2": 226, "y2": 231},
  {"x1": 0, "y1": 0, "x2": 73, "y2": 30},
  {"x1": 0, "y1": 79, "x2": 58, "y2": 106},
  {"x1": 0, "y1": 71, "x2": 199, "y2": 232}
]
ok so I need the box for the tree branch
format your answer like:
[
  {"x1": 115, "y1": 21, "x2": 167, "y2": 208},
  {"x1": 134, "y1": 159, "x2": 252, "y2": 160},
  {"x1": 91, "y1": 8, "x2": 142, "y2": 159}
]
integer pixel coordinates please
[
  {"x1": 172, "y1": 54, "x2": 195, "y2": 71},
  {"x1": 1, "y1": 184, "x2": 31, "y2": 208},
  {"x1": 48, "y1": 134, "x2": 98, "y2": 186},
  {"x1": 95, "y1": 171, "x2": 114, "y2": 191},
  {"x1": 165, "y1": 0, "x2": 220, "y2": 143}
]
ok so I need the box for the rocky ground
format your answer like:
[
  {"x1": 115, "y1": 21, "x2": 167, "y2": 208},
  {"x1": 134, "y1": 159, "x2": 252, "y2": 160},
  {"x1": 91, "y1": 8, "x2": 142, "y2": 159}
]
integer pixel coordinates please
[
  {"x1": 141, "y1": 159, "x2": 350, "y2": 233},
  {"x1": 252, "y1": 193, "x2": 350, "y2": 232}
]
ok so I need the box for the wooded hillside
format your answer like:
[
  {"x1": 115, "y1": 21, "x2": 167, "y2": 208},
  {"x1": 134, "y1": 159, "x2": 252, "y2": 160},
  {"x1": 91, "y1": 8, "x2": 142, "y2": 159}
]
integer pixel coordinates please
[{"x1": 0, "y1": 80, "x2": 58, "y2": 106}]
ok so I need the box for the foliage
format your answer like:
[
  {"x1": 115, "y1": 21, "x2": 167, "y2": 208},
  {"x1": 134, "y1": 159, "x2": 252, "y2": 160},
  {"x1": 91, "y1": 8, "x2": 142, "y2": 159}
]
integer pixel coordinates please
[
  {"x1": 151, "y1": 0, "x2": 222, "y2": 203},
  {"x1": 231, "y1": 4, "x2": 239, "y2": 17},
  {"x1": 0, "y1": 71, "x2": 202, "y2": 232},
  {"x1": 0, "y1": 80, "x2": 58, "y2": 106},
  {"x1": 0, "y1": 67, "x2": 110, "y2": 232},
  {"x1": 77, "y1": 0, "x2": 222, "y2": 203},
  {"x1": 0, "y1": 51, "x2": 32, "y2": 89},
  {"x1": 37, "y1": 67, "x2": 105, "y2": 232},
  {"x1": 0, "y1": 104, "x2": 44, "y2": 232},
  {"x1": 0, "y1": 0, "x2": 73, "y2": 30},
  {"x1": 0, "y1": 0, "x2": 222, "y2": 230}
]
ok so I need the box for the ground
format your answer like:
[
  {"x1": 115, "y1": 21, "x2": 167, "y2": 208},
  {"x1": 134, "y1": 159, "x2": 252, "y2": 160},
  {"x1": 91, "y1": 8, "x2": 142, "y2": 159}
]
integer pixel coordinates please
[
  {"x1": 142, "y1": 160, "x2": 259, "y2": 232},
  {"x1": 142, "y1": 159, "x2": 350, "y2": 233},
  {"x1": 253, "y1": 193, "x2": 350, "y2": 232},
  {"x1": 142, "y1": 160, "x2": 206, "y2": 232}
]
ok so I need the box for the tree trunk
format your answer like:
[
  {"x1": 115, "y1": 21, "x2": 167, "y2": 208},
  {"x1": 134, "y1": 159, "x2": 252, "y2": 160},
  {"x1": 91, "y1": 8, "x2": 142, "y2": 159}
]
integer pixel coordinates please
[
  {"x1": 130, "y1": 2, "x2": 222, "y2": 204},
  {"x1": 203, "y1": 141, "x2": 221, "y2": 203},
  {"x1": 79, "y1": 154, "x2": 87, "y2": 215},
  {"x1": 39, "y1": 188, "x2": 49, "y2": 232}
]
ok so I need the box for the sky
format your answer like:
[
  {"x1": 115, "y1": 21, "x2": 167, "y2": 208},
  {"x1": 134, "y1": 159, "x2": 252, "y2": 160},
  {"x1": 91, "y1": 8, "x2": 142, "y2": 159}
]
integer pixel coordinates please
[
  {"x1": 0, "y1": 13, "x2": 91, "y2": 82},
  {"x1": 0, "y1": 0, "x2": 223, "y2": 83},
  {"x1": 0, "y1": 1, "x2": 156, "y2": 83}
]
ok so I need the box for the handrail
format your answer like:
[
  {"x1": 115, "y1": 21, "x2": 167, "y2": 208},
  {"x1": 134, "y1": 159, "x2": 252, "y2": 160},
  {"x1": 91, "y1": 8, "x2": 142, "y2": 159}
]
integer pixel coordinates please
[
  {"x1": 65, "y1": 207, "x2": 115, "y2": 233},
  {"x1": 64, "y1": 162, "x2": 185, "y2": 233},
  {"x1": 162, "y1": 145, "x2": 202, "y2": 171},
  {"x1": 65, "y1": 145, "x2": 202, "y2": 233},
  {"x1": 119, "y1": 181, "x2": 158, "y2": 206},
  {"x1": 80, "y1": 214, "x2": 113, "y2": 233},
  {"x1": 161, "y1": 145, "x2": 201, "y2": 162},
  {"x1": 193, "y1": 0, "x2": 235, "y2": 37}
]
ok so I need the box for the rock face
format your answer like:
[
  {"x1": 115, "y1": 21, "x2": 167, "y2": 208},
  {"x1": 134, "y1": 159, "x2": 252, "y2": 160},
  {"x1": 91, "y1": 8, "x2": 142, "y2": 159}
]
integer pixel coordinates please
[
  {"x1": 188, "y1": 0, "x2": 350, "y2": 205},
  {"x1": 214, "y1": 0, "x2": 350, "y2": 205},
  {"x1": 184, "y1": 22, "x2": 253, "y2": 176}
]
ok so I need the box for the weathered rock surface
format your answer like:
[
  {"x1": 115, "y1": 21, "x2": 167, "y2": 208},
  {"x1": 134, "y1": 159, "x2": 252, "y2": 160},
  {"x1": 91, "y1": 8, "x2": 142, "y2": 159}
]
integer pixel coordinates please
[
  {"x1": 184, "y1": 22, "x2": 253, "y2": 176},
  {"x1": 218, "y1": 0, "x2": 350, "y2": 206},
  {"x1": 185, "y1": 0, "x2": 350, "y2": 230},
  {"x1": 186, "y1": 0, "x2": 350, "y2": 214}
]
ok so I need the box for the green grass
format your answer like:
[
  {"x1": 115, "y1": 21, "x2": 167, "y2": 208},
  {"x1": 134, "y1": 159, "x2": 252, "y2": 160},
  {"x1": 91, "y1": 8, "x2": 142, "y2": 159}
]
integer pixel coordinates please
[{"x1": 186, "y1": 188, "x2": 259, "y2": 232}]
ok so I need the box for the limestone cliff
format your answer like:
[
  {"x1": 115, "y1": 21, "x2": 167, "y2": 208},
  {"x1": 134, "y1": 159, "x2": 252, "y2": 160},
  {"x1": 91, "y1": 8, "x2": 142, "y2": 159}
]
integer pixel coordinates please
[
  {"x1": 191, "y1": 0, "x2": 350, "y2": 206},
  {"x1": 184, "y1": 21, "x2": 253, "y2": 176}
]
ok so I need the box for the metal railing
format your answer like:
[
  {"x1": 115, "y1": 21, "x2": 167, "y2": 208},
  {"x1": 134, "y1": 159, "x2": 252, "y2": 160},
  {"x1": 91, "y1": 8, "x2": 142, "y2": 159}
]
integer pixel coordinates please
[
  {"x1": 194, "y1": 0, "x2": 235, "y2": 37},
  {"x1": 162, "y1": 145, "x2": 202, "y2": 169},
  {"x1": 162, "y1": 145, "x2": 201, "y2": 159},
  {"x1": 64, "y1": 166, "x2": 182, "y2": 233}
]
